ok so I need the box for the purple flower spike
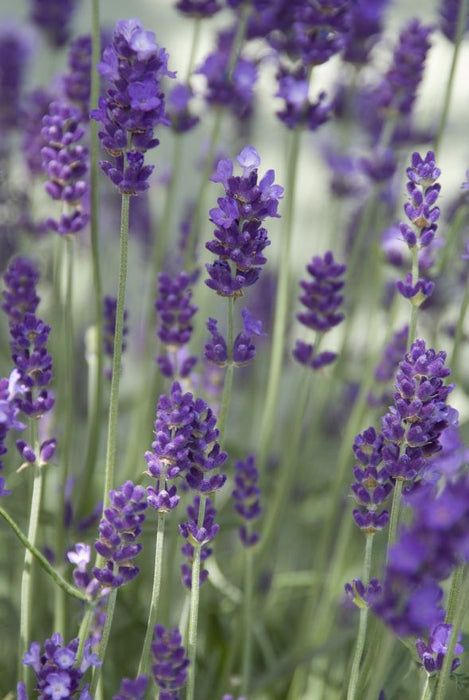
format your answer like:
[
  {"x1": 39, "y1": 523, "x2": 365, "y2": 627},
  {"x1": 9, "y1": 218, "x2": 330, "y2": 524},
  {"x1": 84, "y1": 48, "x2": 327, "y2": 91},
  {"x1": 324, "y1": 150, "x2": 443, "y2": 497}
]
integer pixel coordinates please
[
  {"x1": 22, "y1": 633, "x2": 100, "y2": 699},
  {"x1": 440, "y1": 0, "x2": 469, "y2": 42},
  {"x1": 180, "y1": 496, "x2": 218, "y2": 588},
  {"x1": 396, "y1": 274, "x2": 434, "y2": 306},
  {"x1": 232, "y1": 455, "x2": 261, "y2": 548},
  {"x1": 30, "y1": 0, "x2": 78, "y2": 48},
  {"x1": 297, "y1": 251, "x2": 346, "y2": 333},
  {"x1": 92, "y1": 19, "x2": 175, "y2": 195},
  {"x1": 205, "y1": 147, "x2": 283, "y2": 297},
  {"x1": 0, "y1": 23, "x2": 32, "y2": 135},
  {"x1": 41, "y1": 101, "x2": 89, "y2": 236},
  {"x1": 2, "y1": 257, "x2": 40, "y2": 324},
  {"x1": 93, "y1": 481, "x2": 147, "y2": 590},
  {"x1": 155, "y1": 271, "x2": 198, "y2": 348},
  {"x1": 276, "y1": 66, "x2": 332, "y2": 131},
  {"x1": 151, "y1": 625, "x2": 189, "y2": 698},
  {"x1": 205, "y1": 318, "x2": 228, "y2": 366},
  {"x1": 113, "y1": 675, "x2": 148, "y2": 700},
  {"x1": 416, "y1": 623, "x2": 464, "y2": 675}
]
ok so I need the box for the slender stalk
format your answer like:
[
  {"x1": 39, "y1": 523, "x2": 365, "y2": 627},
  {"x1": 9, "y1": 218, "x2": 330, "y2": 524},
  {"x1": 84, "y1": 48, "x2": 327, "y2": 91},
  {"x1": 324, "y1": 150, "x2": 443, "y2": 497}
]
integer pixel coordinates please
[
  {"x1": 217, "y1": 296, "x2": 235, "y2": 445},
  {"x1": 90, "y1": 588, "x2": 118, "y2": 695},
  {"x1": 80, "y1": 0, "x2": 104, "y2": 514},
  {"x1": 434, "y1": 0, "x2": 469, "y2": 156},
  {"x1": 257, "y1": 129, "x2": 301, "y2": 471},
  {"x1": 137, "y1": 513, "x2": 166, "y2": 676},
  {"x1": 420, "y1": 675, "x2": 432, "y2": 700},
  {"x1": 386, "y1": 478, "x2": 404, "y2": 558},
  {"x1": 18, "y1": 421, "x2": 42, "y2": 685},
  {"x1": 54, "y1": 236, "x2": 74, "y2": 637},
  {"x1": 407, "y1": 247, "x2": 420, "y2": 351},
  {"x1": 435, "y1": 568, "x2": 469, "y2": 700},
  {"x1": 445, "y1": 565, "x2": 465, "y2": 624},
  {"x1": 450, "y1": 267, "x2": 469, "y2": 372},
  {"x1": 186, "y1": 494, "x2": 207, "y2": 700},
  {"x1": 0, "y1": 506, "x2": 87, "y2": 602},
  {"x1": 185, "y1": 17, "x2": 201, "y2": 82},
  {"x1": 346, "y1": 534, "x2": 374, "y2": 700},
  {"x1": 241, "y1": 546, "x2": 254, "y2": 696},
  {"x1": 102, "y1": 193, "x2": 130, "y2": 508}
]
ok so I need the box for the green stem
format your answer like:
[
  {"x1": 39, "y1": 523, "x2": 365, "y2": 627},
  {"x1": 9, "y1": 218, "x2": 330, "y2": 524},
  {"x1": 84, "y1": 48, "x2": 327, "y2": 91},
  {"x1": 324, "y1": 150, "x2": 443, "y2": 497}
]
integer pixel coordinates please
[
  {"x1": 450, "y1": 266, "x2": 469, "y2": 372},
  {"x1": 55, "y1": 237, "x2": 74, "y2": 637},
  {"x1": 77, "y1": 604, "x2": 95, "y2": 661},
  {"x1": 90, "y1": 588, "x2": 118, "y2": 695},
  {"x1": 18, "y1": 422, "x2": 42, "y2": 687},
  {"x1": 346, "y1": 534, "x2": 374, "y2": 700},
  {"x1": 407, "y1": 247, "x2": 419, "y2": 351},
  {"x1": 102, "y1": 193, "x2": 130, "y2": 508},
  {"x1": 186, "y1": 494, "x2": 207, "y2": 700},
  {"x1": 137, "y1": 513, "x2": 166, "y2": 676},
  {"x1": 257, "y1": 129, "x2": 301, "y2": 471},
  {"x1": 420, "y1": 675, "x2": 432, "y2": 700},
  {"x1": 434, "y1": 0, "x2": 469, "y2": 156},
  {"x1": 217, "y1": 296, "x2": 235, "y2": 445},
  {"x1": 446, "y1": 565, "x2": 465, "y2": 625},
  {"x1": 80, "y1": 0, "x2": 103, "y2": 515},
  {"x1": 435, "y1": 568, "x2": 469, "y2": 700},
  {"x1": 386, "y1": 478, "x2": 404, "y2": 559},
  {"x1": 241, "y1": 546, "x2": 254, "y2": 696},
  {"x1": 186, "y1": 18, "x2": 201, "y2": 82},
  {"x1": 0, "y1": 505, "x2": 87, "y2": 602}
]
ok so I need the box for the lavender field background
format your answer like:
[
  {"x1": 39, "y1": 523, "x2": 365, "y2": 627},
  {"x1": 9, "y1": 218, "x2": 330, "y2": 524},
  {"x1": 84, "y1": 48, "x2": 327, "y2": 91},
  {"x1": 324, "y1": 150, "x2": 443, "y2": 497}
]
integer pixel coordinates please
[{"x1": 1, "y1": 1, "x2": 469, "y2": 699}]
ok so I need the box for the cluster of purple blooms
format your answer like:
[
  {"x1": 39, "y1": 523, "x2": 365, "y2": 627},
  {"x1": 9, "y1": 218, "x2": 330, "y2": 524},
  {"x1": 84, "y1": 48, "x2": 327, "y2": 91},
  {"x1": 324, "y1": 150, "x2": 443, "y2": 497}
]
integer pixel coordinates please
[
  {"x1": 92, "y1": 19, "x2": 175, "y2": 195},
  {"x1": 18, "y1": 633, "x2": 100, "y2": 700},
  {"x1": 204, "y1": 307, "x2": 265, "y2": 367},
  {"x1": 41, "y1": 101, "x2": 89, "y2": 235},
  {"x1": 232, "y1": 455, "x2": 261, "y2": 548},
  {"x1": 293, "y1": 251, "x2": 346, "y2": 370},
  {"x1": 180, "y1": 495, "x2": 219, "y2": 588},
  {"x1": 151, "y1": 624, "x2": 189, "y2": 699},
  {"x1": 396, "y1": 151, "x2": 441, "y2": 305},
  {"x1": 145, "y1": 381, "x2": 227, "y2": 513},
  {"x1": 205, "y1": 145, "x2": 283, "y2": 297},
  {"x1": 30, "y1": 0, "x2": 79, "y2": 49},
  {"x1": 0, "y1": 22, "x2": 31, "y2": 138},
  {"x1": 63, "y1": 35, "x2": 93, "y2": 118},
  {"x1": 155, "y1": 270, "x2": 198, "y2": 380}
]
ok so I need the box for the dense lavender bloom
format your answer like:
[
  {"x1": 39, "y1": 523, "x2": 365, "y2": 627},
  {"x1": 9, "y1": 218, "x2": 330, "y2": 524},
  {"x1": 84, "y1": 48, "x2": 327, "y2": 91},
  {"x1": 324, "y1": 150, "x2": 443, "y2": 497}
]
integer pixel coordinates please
[
  {"x1": 375, "y1": 19, "x2": 433, "y2": 120},
  {"x1": 205, "y1": 146, "x2": 283, "y2": 297},
  {"x1": 276, "y1": 66, "x2": 332, "y2": 131},
  {"x1": 151, "y1": 625, "x2": 189, "y2": 699},
  {"x1": 2, "y1": 256, "x2": 40, "y2": 323},
  {"x1": 293, "y1": 0, "x2": 351, "y2": 66},
  {"x1": 440, "y1": 0, "x2": 469, "y2": 42},
  {"x1": 293, "y1": 251, "x2": 346, "y2": 371},
  {"x1": 103, "y1": 296, "x2": 129, "y2": 380},
  {"x1": 21, "y1": 89, "x2": 55, "y2": 176},
  {"x1": 175, "y1": 0, "x2": 222, "y2": 17},
  {"x1": 30, "y1": 0, "x2": 79, "y2": 48},
  {"x1": 167, "y1": 83, "x2": 199, "y2": 133},
  {"x1": 112, "y1": 676, "x2": 148, "y2": 700},
  {"x1": 92, "y1": 19, "x2": 175, "y2": 194},
  {"x1": 342, "y1": 0, "x2": 390, "y2": 65},
  {"x1": 416, "y1": 623, "x2": 464, "y2": 674},
  {"x1": 381, "y1": 339, "x2": 454, "y2": 481},
  {"x1": 93, "y1": 481, "x2": 147, "y2": 590},
  {"x1": 297, "y1": 252, "x2": 346, "y2": 332},
  {"x1": 232, "y1": 455, "x2": 261, "y2": 547},
  {"x1": 63, "y1": 35, "x2": 92, "y2": 118},
  {"x1": 41, "y1": 101, "x2": 89, "y2": 235},
  {"x1": 22, "y1": 633, "x2": 99, "y2": 699},
  {"x1": 197, "y1": 28, "x2": 258, "y2": 121},
  {"x1": 180, "y1": 496, "x2": 218, "y2": 588},
  {"x1": 0, "y1": 23, "x2": 32, "y2": 135},
  {"x1": 351, "y1": 427, "x2": 392, "y2": 533}
]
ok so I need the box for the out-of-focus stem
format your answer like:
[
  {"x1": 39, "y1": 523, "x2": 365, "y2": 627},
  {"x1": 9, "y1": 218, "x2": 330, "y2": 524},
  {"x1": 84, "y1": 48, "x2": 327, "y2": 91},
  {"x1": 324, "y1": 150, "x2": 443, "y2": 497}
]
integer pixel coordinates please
[
  {"x1": 435, "y1": 568, "x2": 469, "y2": 700},
  {"x1": 90, "y1": 588, "x2": 118, "y2": 695},
  {"x1": 241, "y1": 546, "x2": 254, "y2": 696},
  {"x1": 347, "y1": 534, "x2": 374, "y2": 700},
  {"x1": 186, "y1": 494, "x2": 207, "y2": 700},
  {"x1": 217, "y1": 296, "x2": 234, "y2": 445},
  {"x1": 257, "y1": 129, "x2": 301, "y2": 471},
  {"x1": 386, "y1": 478, "x2": 404, "y2": 559},
  {"x1": 80, "y1": 0, "x2": 104, "y2": 514},
  {"x1": 137, "y1": 513, "x2": 166, "y2": 676},
  {"x1": 407, "y1": 247, "x2": 419, "y2": 350}
]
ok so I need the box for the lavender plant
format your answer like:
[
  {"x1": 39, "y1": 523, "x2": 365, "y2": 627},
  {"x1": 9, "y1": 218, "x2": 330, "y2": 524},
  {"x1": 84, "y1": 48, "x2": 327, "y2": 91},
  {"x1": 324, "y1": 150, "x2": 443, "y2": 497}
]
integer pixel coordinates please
[{"x1": 3, "y1": 3, "x2": 469, "y2": 700}]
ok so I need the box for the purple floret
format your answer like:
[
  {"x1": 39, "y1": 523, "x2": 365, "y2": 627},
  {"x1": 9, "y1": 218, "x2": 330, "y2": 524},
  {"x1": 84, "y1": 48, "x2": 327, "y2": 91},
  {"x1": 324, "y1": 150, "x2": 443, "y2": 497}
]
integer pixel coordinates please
[
  {"x1": 232, "y1": 455, "x2": 261, "y2": 547},
  {"x1": 151, "y1": 625, "x2": 189, "y2": 697}
]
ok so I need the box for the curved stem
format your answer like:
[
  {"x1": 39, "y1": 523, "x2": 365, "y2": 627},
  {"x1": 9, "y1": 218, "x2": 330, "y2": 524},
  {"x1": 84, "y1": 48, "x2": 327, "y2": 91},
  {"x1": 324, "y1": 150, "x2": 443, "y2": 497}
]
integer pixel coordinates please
[
  {"x1": 257, "y1": 129, "x2": 301, "y2": 471},
  {"x1": 137, "y1": 513, "x2": 166, "y2": 676},
  {"x1": 101, "y1": 193, "x2": 130, "y2": 508},
  {"x1": 186, "y1": 494, "x2": 207, "y2": 700},
  {"x1": 346, "y1": 534, "x2": 374, "y2": 700},
  {"x1": 434, "y1": 0, "x2": 469, "y2": 156},
  {"x1": 80, "y1": 0, "x2": 104, "y2": 515},
  {"x1": 0, "y1": 505, "x2": 87, "y2": 603}
]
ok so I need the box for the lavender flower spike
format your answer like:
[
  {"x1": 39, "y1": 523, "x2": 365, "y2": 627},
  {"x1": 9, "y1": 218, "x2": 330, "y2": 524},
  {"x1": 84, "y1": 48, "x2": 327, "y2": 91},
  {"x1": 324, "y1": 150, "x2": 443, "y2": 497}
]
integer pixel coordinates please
[
  {"x1": 92, "y1": 19, "x2": 175, "y2": 194},
  {"x1": 151, "y1": 625, "x2": 189, "y2": 699},
  {"x1": 232, "y1": 455, "x2": 262, "y2": 547}
]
